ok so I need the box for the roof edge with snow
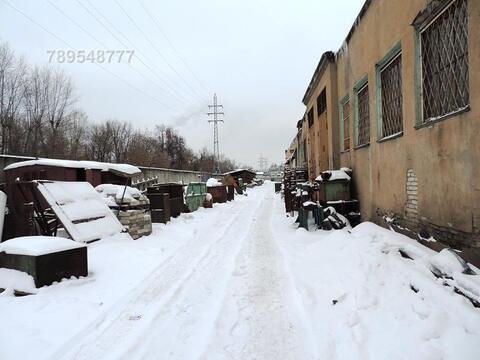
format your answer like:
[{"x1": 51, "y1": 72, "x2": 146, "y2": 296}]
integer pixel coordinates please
[{"x1": 4, "y1": 158, "x2": 141, "y2": 177}]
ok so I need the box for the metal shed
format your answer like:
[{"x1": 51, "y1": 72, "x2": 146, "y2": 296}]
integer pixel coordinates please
[{"x1": 2, "y1": 158, "x2": 141, "y2": 241}]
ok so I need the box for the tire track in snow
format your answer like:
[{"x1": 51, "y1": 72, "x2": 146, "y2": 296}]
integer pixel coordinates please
[
  {"x1": 199, "y1": 192, "x2": 318, "y2": 360},
  {"x1": 56, "y1": 189, "x2": 266, "y2": 360}
]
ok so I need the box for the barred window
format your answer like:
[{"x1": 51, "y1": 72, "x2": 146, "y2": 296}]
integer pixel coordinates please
[
  {"x1": 380, "y1": 53, "x2": 403, "y2": 138},
  {"x1": 342, "y1": 100, "x2": 351, "y2": 151},
  {"x1": 317, "y1": 88, "x2": 327, "y2": 116},
  {"x1": 307, "y1": 108, "x2": 314, "y2": 128},
  {"x1": 421, "y1": 0, "x2": 469, "y2": 122},
  {"x1": 356, "y1": 84, "x2": 370, "y2": 146}
]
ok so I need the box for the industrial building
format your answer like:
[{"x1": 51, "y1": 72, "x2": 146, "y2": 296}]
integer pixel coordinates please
[{"x1": 286, "y1": 0, "x2": 479, "y2": 248}]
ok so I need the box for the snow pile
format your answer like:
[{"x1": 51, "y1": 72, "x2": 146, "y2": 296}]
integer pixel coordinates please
[
  {"x1": 315, "y1": 169, "x2": 351, "y2": 182},
  {"x1": 206, "y1": 178, "x2": 222, "y2": 187},
  {"x1": 273, "y1": 202, "x2": 480, "y2": 359},
  {"x1": 0, "y1": 268, "x2": 37, "y2": 294},
  {"x1": 428, "y1": 248, "x2": 473, "y2": 277},
  {"x1": 0, "y1": 236, "x2": 84, "y2": 256},
  {"x1": 205, "y1": 193, "x2": 213, "y2": 201}
]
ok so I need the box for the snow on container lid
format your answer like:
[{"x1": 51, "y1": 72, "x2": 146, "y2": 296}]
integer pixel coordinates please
[
  {"x1": 0, "y1": 236, "x2": 85, "y2": 256},
  {"x1": 206, "y1": 178, "x2": 222, "y2": 187},
  {"x1": 315, "y1": 170, "x2": 351, "y2": 182},
  {"x1": 96, "y1": 184, "x2": 142, "y2": 201}
]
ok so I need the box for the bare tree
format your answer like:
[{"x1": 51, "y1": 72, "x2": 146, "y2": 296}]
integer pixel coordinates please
[
  {"x1": 22, "y1": 66, "x2": 49, "y2": 156},
  {"x1": 0, "y1": 40, "x2": 241, "y2": 173},
  {"x1": 87, "y1": 123, "x2": 113, "y2": 162},
  {"x1": 65, "y1": 110, "x2": 88, "y2": 159},
  {"x1": 108, "y1": 119, "x2": 132, "y2": 163},
  {"x1": 43, "y1": 68, "x2": 75, "y2": 156},
  {"x1": 0, "y1": 42, "x2": 26, "y2": 154}
]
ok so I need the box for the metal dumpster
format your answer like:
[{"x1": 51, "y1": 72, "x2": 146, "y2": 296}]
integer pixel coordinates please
[
  {"x1": 226, "y1": 185, "x2": 235, "y2": 201},
  {"x1": 148, "y1": 183, "x2": 185, "y2": 218},
  {"x1": 237, "y1": 178, "x2": 246, "y2": 194},
  {"x1": 0, "y1": 237, "x2": 87, "y2": 288},
  {"x1": 207, "y1": 185, "x2": 227, "y2": 203},
  {"x1": 316, "y1": 180, "x2": 350, "y2": 202},
  {"x1": 274, "y1": 182, "x2": 282, "y2": 193},
  {"x1": 185, "y1": 182, "x2": 207, "y2": 212},
  {"x1": 147, "y1": 193, "x2": 171, "y2": 223}
]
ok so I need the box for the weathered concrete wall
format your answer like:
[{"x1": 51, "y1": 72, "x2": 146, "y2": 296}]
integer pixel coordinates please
[
  {"x1": 133, "y1": 166, "x2": 208, "y2": 189},
  {"x1": 335, "y1": 0, "x2": 480, "y2": 248},
  {"x1": 300, "y1": 0, "x2": 480, "y2": 248}
]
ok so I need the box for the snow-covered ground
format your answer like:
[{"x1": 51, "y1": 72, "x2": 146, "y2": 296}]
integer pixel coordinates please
[{"x1": 1, "y1": 183, "x2": 480, "y2": 359}]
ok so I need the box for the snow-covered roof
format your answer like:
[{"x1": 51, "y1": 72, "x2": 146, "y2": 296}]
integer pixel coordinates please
[
  {"x1": 0, "y1": 236, "x2": 85, "y2": 256},
  {"x1": 4, "y1": 158, "x2": 141, "y2": 177},
  {"x1": 223, "y1": 168, "x2": 256, "y2": 176}
]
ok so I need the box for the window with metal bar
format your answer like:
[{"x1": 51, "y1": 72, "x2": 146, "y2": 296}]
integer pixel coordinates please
[
  {"x1": 307, "y1": 108, "x2": 314, "y2": 128},
  {"x1": 380, "y1": 53, "x2": 403, "y2": 138},
  {"x1": 357, "y1": 84, "x2": 370, "y2": 146},
  {"x1": 342, "y1": 100, "x2": 351, "y2": 151},
  {"x1": 317, "y1": 88, "x2": 327, "y2": 116},
  {"x1": 421, "y1": 0, "x2": 469, "y2": 122}
]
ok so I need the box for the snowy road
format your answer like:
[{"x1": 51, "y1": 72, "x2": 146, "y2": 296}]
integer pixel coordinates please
[
  {"x1": 54, "y1": 185, "x2": 314, "y2": 360},
  {"x1": 2, "y1": 183, "x2": 480, "y2": 360}
]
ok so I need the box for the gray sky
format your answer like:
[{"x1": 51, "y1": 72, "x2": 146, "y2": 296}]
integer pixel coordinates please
[{"x1": 0, "y1": 0, "x2": 364, "y2": 168}]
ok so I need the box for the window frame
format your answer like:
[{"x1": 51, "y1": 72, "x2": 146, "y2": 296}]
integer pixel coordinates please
[
  {"x1": 316, "y1": 87, "x2": 327, "y2": 117},
  {"x1": 353, "y1": 75, "x2": 370, "y2": 149},
  {"x1": 339, "y1": 95, "x2": 351, "y2": 152},
  {"x1": 375, "y1": 41, "x2": 403, "y2": 142},
  {"x1": 413, "y1": 0, "x2": 470, "y2": 128},
  {"x1": 307, "y1": 107, "x2": 314, "y2": 128}
]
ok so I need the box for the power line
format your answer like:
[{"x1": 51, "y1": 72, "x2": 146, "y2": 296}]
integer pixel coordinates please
[
  {"x1": 207, "y1": 93, "x2": 224, "y2": 174},
  {"x1": 114, "y1": 0, "x2": 207, "y2": 106},
  {"x1": 137, "y1": 0, "x2": 209, "y2": 100},
  {"x1": 2, "y1": 0, "x2": 174, "y2": 111},
  {"x1": 51, "y1": 0, "x2": 186, "y2": 106},
  {"x1": 79, "y1": 0, "x2": 194, "y2": 105}
]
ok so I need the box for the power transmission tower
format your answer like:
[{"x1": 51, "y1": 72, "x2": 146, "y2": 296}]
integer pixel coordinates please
[
  {"x1": 258, "y1": 154, "x2": 268, "y2": 171},
  {"x1": 207, "y1": 93, "x2": 224, "y2": 174}
]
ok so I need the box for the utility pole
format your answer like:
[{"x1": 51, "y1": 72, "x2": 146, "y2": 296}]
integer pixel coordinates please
[
  {"x1": 258, "y1": 154, "x2": 268, "y2": 171},
  {"x1": 207, "y1": 93, "x2": 224, "y2": 174}
]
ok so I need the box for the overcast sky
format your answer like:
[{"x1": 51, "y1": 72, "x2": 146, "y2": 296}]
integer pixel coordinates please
[{"x1": 0, "y1": 0, "x2": 364, "y2": 168}]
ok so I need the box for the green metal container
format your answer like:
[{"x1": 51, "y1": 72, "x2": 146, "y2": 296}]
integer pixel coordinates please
[
  {"x1": 185, "y1": 182, "x2": 207, "y2": 212},
  {"x1": 237, "y1": 178, "x2": 246, "y2": 194},
  {"x1": 318, "y1": 180, "x2": 350, "y2": 202}
]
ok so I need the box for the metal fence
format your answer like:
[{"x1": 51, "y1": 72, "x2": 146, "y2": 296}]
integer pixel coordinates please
[
  {"x1": 421, "y1": 0, "x2": 469, "y2": 122},
  {"x1": 381, "y1": 53, "x2": 403, "y2": 137},
  {"x1": 357, "y1": 84, "x2": 370, "y2": 146}
]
